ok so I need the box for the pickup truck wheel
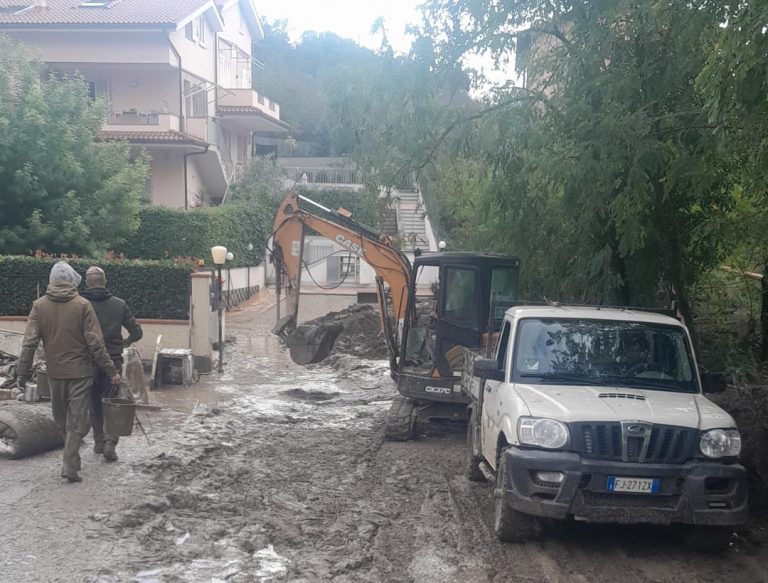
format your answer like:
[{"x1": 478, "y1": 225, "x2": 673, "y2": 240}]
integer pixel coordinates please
[
  {"x1": 465, "y1": 411, "x2": 485, "y2": 482},
  {"x1": 682, "y1": 525, "x2": 733, "y2": 553},
  {"x1": 494, "y1": 448, "x2": 537, "y2": 543},
  {"x1": 384, "y1": 395, "x2": 417, "y2": 441}
]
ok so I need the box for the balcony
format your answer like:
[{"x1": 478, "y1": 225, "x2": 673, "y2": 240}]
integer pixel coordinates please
[
  {"x1": 103, "y1": 111, "x2": 180, "y2": 133},
  {"x1": 217, "y1": 87, "x2": 280, "y2": 115},
  {"x1": 185, "y1": 116, "x2": 220, "y2": 146}
]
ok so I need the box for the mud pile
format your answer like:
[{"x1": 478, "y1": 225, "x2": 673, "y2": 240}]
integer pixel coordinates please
[{"x1": 286, "y1": 303, "x2": 389, "y2": 365}]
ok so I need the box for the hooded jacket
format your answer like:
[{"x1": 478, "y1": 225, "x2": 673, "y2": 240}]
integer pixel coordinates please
[
  {"x1": 81, "y1": 287, "x2": 143, "y2": 360},
  {"x1": 17, "y1": 283, "x2": 117, "y2": 380}
]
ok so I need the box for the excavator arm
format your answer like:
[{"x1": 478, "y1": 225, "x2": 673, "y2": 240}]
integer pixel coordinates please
[{"x1": 271, "y1": 192, "x2": 412, "y2": 365}]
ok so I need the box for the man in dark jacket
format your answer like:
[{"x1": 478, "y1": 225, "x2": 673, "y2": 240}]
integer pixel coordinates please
[
  {"x1": 82, "y1": 266, "x2": 143, "y2": 462},
  {"x1": 17, "y1": 262, "x2": 120, "y2": 483}
]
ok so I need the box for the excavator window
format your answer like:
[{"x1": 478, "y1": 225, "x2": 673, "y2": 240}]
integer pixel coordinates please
[
  {"x1": 442, "y1": 267, "x2": 478, "y2": 329},
  {"x1": 490, "y1": 267, "x2": 519, "y2": 324}
]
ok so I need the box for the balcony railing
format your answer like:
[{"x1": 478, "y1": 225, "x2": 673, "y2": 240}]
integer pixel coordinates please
[
  {"x1": 222, "y1": 159, "x2": 245, "y2": 183},
  {"x1": 103, "y1": 111, "x2": 180, "y2": 132},
  {"x1": 216, "y1": 87, "x2": 281, "y2": 119},
  {"x1": 283, "y1": 167, "x2": 366, "y2": 185}
]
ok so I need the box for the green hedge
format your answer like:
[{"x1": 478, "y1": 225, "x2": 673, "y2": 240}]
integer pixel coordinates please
[
  {"x1": 122, "y1": 204, "x2": 272, "y2": 267},
  {"x1": 0, "y1": 256, "x2": 193, "y2": 319}
]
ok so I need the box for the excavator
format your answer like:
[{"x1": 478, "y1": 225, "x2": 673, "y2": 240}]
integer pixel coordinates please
[{"x1": 270, "y1": 192, "x2": 520, "y2": 440}]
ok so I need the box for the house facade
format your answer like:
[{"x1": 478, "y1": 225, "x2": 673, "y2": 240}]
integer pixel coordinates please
[{"x1": 0, "y1": 0, "x2": 288, "y2": 208}]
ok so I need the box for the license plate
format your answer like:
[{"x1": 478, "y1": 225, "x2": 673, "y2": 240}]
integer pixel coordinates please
[{"x1": 606, "y1": 476, "x2": 660, "y2": 494}]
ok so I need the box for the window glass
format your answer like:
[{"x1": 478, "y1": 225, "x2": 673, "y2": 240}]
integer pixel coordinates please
[
  {"x1": 490, "y1": 267, "x2": 519, "y2": 323},
  {"x1": 442, "y1": 267, "x2": 477, "y2": 328},
  {"x1": 496, "y1": 321, "x2": 511, "y2": 370},
  {"x1": 184, "y1": 76, "x2": 208, "y2": 117},
  {"x1": 512, "y1": 318, "x2": 697, "y2": 393}
]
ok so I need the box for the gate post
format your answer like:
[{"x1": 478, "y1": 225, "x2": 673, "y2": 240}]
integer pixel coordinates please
[{"x1": 190, "y1": 271, "x2": 214, "y2": 373}]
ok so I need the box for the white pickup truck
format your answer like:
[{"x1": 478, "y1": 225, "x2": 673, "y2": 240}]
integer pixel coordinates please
[{"x1": 464, "y1": 306, "x2": 747, "y2": 552}]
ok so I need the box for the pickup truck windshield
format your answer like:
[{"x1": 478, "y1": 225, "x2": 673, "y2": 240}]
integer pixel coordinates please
[{"x1": 512, "y1": 318, "x2": 698, "y2": 393}]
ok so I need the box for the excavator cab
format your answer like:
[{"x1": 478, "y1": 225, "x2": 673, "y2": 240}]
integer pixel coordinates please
[{"x1": 386, "y1": 253, "x2": 520, "y2": 440}]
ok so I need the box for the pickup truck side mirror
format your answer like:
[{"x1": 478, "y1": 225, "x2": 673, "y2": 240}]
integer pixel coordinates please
[
  {"x1": 474, "y1": 357, "x2": 505, "y2": 382},
  {"x1": 701, "y1": 372, "x2": 727, "y2": 394}
]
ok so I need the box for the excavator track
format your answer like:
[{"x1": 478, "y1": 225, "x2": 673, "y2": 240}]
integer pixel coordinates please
[{"x1": 384, "y1": 395, "x2": 417, "y2": 441}]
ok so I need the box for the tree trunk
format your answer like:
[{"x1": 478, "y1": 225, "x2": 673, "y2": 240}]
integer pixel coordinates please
[{"x1": 760, "y1": 261, "x2": 768, "y2": 360}]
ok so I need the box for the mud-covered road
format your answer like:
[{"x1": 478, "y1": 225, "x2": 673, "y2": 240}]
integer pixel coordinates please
[{"x1": 2, "y1": 293, "x2": 768, "y2": 582}]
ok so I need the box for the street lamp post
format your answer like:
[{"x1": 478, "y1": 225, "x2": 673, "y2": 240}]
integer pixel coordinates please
[
  {"x1": 211, "y1": 245, "x2": 227, "y2": 372},
  {"x1": 225, "y1": 251, "x2": 234, "y2": 311},
  {"x1": 246, "y1": 243, "x2": 253, "y2": 292}
]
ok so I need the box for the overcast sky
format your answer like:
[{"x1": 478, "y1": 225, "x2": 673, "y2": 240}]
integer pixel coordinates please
[{"x1": 256, "y1": 0, "x2": 423, "y2": 52}]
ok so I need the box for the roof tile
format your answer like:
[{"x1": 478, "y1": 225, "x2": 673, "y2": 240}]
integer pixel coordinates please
[
  {"x1": 97, "y1": 130, "x2": 208, "y2": 145},
  {"x1": 0, "y1": 0, "x2": 210, "y2": 26}
]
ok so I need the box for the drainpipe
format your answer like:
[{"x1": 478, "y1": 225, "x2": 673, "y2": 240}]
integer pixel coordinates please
[
  {"x1": 165, "y1": 30, "x2": 185, "y2": 132},
  {"x1": 184, "y1": 145, "x2": 210, "y2": 209},
  {"x1": 214, "y1": 31, "x2": 219, "y2": 115}
]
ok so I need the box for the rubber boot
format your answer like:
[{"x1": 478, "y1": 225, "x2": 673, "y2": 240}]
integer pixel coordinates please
[
  {"x1": 94, "y1": 441, "x2": 105, "y2": 454},
  {"x1": 62, "y1": 431, "x2": 84, "y2": 482},
  {"x1": 103, "y1": 440, "x2": 117, "y2": 462}
]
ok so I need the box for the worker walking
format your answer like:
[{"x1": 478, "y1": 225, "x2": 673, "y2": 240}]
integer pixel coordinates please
[
  {"x1": 82, "y1": 266, "x2": 143, "y2": 462},
  {"x1": 17, "y1": 262, "x2": 120, "y2": 483}
]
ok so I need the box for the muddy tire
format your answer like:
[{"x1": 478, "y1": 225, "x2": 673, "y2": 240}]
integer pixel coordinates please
[
  {"x1": 682, "y1": 525, "x2": 733, "y2": 553},
  {"x1": 494, "y1": 448, "x2": 537, "y2": 543},
  {"x1": 465, "y1": 410, "x2": 485, "y2": 482},
  {"x1": 384, "y1": 396, "x2": 417, "y2": 441}
]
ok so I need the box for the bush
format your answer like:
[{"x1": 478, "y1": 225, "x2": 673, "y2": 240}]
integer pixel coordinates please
[
  {"x1": 0, "y1": 256, "x2": 193, "y2": 319},
  {"x1": 692, "y1": 268, "x2": 760, "y2": 384},
  {"x1": 122, "y1": 204, "x2": 272, "y2": 267}
]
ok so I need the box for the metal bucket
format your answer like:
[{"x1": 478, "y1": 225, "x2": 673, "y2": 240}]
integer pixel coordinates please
[
  {"x1": 102, "y1": 398, "x2": 135, "y2": 437},
  {"x1": 23, "y1": 383, "x2": 39, "y2": 402}
]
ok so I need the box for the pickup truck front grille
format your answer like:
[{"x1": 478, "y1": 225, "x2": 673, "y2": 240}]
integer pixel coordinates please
[{"x1": 571, "y1": 422, "x2": 698, "y2": 464}]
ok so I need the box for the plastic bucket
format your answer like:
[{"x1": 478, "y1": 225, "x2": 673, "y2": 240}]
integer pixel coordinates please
[{"x1": 102, "y1": 398, "x2": 135, "y2": 436}]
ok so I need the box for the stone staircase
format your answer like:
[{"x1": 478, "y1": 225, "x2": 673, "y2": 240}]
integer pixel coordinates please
[
  {"x1": 379, "y1": 206, "x2": 399, "y2": 238},
  {"x1": 393, "y1": 190, "x2": 431, "y2": 252}
]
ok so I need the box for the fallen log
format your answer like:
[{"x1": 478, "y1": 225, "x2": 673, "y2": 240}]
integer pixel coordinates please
[{"x1": 0, "y1": 402, "x2": 63, "y2": 459}]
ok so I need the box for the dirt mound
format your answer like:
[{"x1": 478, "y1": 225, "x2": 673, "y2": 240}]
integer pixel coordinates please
[{"x1": 287, "y1": 303, "x2": 389, "y2": 364}]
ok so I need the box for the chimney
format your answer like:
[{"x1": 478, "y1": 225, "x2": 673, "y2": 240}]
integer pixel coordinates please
[{"x1": 33, "y1": 0, "x2": 48, "y2": 10}]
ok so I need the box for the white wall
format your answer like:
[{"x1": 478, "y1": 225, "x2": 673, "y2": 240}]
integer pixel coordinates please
[
  {"x1": 225, "y1": 266, "x2": 262, "y2": 290},
  {"x1": 219, "y1": 2, "x2": 253, "y2": 54},
  {"x1": 7, "y1": 30, "x2": 173, "y2": 65},
  {"x1": 108, "y1": 68, "x2": 179, "y2": 114},
  {"x1": 0, "y1": 318, "x2": 189, "y2": 364},
  {"x1": 149, "y1": 150, "x2": 186, "y2": 208},
  {"x1": 187, "y1": 155, "x2": 206, "y2": 207},
  {"x1": 170, "y1": 21, "x2": 216, "y2": 83}
]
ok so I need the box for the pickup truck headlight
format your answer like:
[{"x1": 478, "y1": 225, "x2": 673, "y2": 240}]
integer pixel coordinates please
[
  {"x1": 518, "y1": 417, "x2": 569, "y2": 449},
  {"x1": 700, "y1": 429, "x2": 741, "y2": 458}
]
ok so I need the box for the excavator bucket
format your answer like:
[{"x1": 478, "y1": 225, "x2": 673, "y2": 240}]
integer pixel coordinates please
[{"x1": 283, "y1": 321, "x2": 344, "y2": 365}]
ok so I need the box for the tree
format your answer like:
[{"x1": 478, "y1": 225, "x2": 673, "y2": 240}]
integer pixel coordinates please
[
  {"x1": 697, "y1": 2, "x2": 768, "y2": 356},
  {"x1": 0, "y1": 35, "x2": 148, "y2": 256},
  {"x1": 415, "y1": 0, "x2": 734, "y2": 329},
  {"x1": 254, "y1": 24, "x2": 380, "y2": 153}
]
